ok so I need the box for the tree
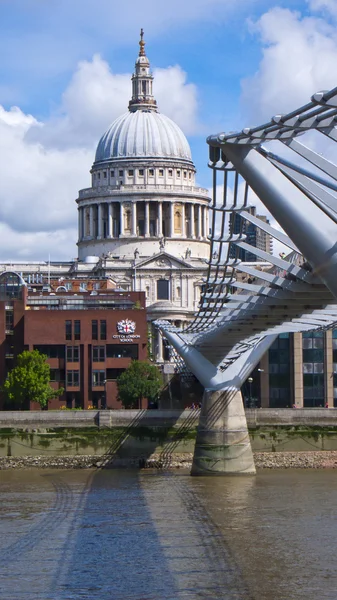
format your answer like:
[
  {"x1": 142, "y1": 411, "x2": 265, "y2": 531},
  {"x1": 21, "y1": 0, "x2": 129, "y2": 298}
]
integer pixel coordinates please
[
  {"x1": 3, "y1": 350, "x2": 64, "y2": 410},
  {"x1": 117, "y1": 360, "x2": 162, "y2": 409}
]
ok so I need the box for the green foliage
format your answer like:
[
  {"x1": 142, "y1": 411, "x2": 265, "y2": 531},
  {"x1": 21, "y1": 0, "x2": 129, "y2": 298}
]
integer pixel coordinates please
[
  {"x1": 117, "y1": 360, "x2": 162, "y2": 409},
  {"x1": 3, "y1": 350, "x2": 64, "y2": 410}
]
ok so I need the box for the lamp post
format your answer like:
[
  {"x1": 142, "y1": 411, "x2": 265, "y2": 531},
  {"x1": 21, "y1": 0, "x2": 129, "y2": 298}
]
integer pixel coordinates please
[{"x1": 248, "y1": 377, "x2": 253, "y2": 408}]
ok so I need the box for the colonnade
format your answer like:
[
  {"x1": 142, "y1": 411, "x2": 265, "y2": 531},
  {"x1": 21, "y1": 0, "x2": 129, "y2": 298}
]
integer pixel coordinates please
[{"x1": 78, "y1": 200, "x2": 209, "y2": 242}]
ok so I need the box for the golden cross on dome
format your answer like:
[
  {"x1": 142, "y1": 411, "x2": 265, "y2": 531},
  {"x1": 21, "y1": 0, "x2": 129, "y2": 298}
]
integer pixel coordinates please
[{"x1": 139, "y1": 28, "x2": 146, "y2": 56}]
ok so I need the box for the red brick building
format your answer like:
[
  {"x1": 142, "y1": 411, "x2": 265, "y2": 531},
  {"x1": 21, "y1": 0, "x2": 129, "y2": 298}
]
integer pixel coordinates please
[{"x1": 0, "y1": 272, "x2": 148, "y2": 410}]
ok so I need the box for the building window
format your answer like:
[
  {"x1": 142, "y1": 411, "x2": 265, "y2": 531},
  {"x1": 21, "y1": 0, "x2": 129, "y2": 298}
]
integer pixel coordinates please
[
  {"x1": 34, "y1": 345, "x2": 65, "y2": 359},
  {"x1": 106, "y1": 368, "x2": 125, "y2": 380},
  {"x1": 183, "y1": 171, "x2": 187, "y2": 178},
  {"x1": 149, "y1": 168, "x2": 154, "y2": 177},
  {"x1": 177, "y1": 170, "x2": 181, "y2": 177},
  {"x1": 50, "y1": 369, "x2": 65, "y2": 382},
  {"x1": 67, "y1": 370, "x2": 79, "y2": 386},
  {"x1": 106, "y1": 344, "x2": 138, "y2": 359},
  {"x1": 97, "y1": 172, "x2": 101, "y2": 179},
  {"x1": 268, "y1": 333, "x2": 291, "y2": 408},
  {"x1": 168, "y1": 169, "x2": 173, "y2": 177},
  {"x1": 5, "y1": 310, "x2": 14, "y2": 333},
  {"x1": 139, "y1": 169, "x2": 144, "y2": 176},
  {"x1": 110, "y1": 170, "x2": 115, "y2": 177},
  {"x1": 189, "y1": 172, "x2": 192, "y2": 180},
  {"x1": 302, "y1": 331, "x2": 325, "y2": 407},
  {"x1": 74, "y1": 320, "x2": 81, "y2": 341},
  {"x1": 157, "y1": 279, "x2": 169, "y2": 300},
  {"x1": 93, "y1": 346, "x2": 105, "y2": 362},
  {"x1": 119, "y1": 169, "x2": 123, "y2": 177},
  {"x1": 92, "y1": 370, "x2": 105, "y2": 386},
  {"x1": 103, "y1": 171, "x2": 107, "y2": 178},
  {"x1": 100, "y1": 320, "x2": 107, "y2": 340},
  {"x1": 92, "y1": 320, "x2": 98, "y2": 340},
  {"x1": 128, "y1": 169, "x2": 134, "y2": 176},
  {"x1": 65, "y1": 320, "x2": 72, "y2": 340},
  {"x1": 174, "y1": 210, "x2": 182, "y2": 232},
  {"x1": 66, "y1": 346, "x2": 79, "y2": 362},
  {"x1": 159, "y1": 169, "x2": 164, "y2": 177}
]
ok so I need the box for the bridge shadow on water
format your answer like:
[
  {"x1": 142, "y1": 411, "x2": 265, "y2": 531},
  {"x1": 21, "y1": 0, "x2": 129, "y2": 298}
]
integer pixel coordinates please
[
  {"x1": 46, "y1": 470, "x2": 257, "y2": 600},
  {"x1": 43, "y1": 407, "x2": 256, "y2": 599},
  {"x1": 0, "y1": 406, "x2": 257, "y2": 600}
]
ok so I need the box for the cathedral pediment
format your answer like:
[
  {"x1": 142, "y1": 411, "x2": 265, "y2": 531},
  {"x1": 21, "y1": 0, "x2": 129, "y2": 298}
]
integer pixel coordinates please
[{"x1": 135, "y1": 251, "x2": 193, "y2": 270}]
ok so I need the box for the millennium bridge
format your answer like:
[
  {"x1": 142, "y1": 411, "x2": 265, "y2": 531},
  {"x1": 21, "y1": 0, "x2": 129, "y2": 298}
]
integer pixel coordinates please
[{"x1": 157, "y1": 86, "x2": 337, "y2": 475}]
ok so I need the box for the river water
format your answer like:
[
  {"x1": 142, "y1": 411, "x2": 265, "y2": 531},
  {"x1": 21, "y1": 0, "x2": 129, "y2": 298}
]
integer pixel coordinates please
[{"x1": 0, "y1": 468, "x2": 336, "y2": 600}]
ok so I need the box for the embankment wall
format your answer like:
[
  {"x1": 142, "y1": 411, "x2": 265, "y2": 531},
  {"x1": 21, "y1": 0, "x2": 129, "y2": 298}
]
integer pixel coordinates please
[{"x1": 1, "y1": 409, "x2": 337, "y2": 459}]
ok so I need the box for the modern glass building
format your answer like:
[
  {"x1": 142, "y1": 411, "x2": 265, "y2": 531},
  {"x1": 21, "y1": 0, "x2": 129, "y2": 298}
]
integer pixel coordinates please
[{"x1": 244, "y1": 329, "x2": 337, "y2": 408}]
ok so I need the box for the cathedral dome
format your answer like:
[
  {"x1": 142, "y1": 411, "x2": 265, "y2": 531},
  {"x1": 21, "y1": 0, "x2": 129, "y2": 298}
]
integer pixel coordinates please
[
  {"x1": 95, "y1": 110, "x2": 192, "y2": 163},
  {"x1": 94, "y1": 28, "x2": 193, "y2": 166}
]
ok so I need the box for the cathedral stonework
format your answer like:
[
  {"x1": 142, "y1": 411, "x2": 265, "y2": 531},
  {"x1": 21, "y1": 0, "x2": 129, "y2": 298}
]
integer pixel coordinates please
[{"x1": 80, "y1": 32, "x2": 211, "y2": 361}]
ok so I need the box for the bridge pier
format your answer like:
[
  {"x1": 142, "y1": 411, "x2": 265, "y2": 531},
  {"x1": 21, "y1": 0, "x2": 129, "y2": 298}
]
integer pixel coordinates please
[{"x1": 191, "y1": 387, "x2": 255, "y2": 475}]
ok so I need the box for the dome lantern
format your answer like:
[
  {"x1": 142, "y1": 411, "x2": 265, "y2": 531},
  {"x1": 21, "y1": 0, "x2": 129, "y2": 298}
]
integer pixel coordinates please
[{"x1": 128, "y1": 29, "x2": 157, "y2": 113}]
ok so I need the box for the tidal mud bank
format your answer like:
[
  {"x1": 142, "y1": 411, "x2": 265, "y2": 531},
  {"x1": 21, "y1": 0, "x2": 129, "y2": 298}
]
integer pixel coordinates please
[{"x1": 1, "y1": 451, "x2": 337, "y2": 469}]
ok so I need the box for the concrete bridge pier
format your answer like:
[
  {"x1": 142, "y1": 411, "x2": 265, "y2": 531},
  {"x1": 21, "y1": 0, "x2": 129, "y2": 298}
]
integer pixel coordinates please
[
  {"x1": 191, "y1": 387, "x2": 255, "y2": 475},
  {"x1": 159, "y1": 328, "x2": 277, "y2": 475}
]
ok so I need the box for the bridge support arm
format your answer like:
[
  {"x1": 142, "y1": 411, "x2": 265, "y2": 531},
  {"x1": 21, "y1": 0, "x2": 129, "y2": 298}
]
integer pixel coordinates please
[{"x1": 162, "y1": 328, "x2": 276, "y2": 474}]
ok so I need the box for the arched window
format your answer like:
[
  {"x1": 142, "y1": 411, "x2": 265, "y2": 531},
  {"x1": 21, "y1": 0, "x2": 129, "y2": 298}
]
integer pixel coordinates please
[
  {"x1": 174, "y1": 210, "x2": 182, "y2": 233},
  {"x1": 176, "y1": 286, "x2": 181, "y2": 299},
  {"x1": 125, "y1": 210, "x2": 131, "y2": 231},
  {"x1": 0, "y1": 271, "x2": 25, "y2": 300}
]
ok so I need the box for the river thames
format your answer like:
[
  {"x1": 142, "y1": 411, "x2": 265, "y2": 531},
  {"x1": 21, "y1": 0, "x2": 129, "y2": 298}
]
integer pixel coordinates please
[{"x1": 0, "y1": 468, "x2": 336, "y2": 599}]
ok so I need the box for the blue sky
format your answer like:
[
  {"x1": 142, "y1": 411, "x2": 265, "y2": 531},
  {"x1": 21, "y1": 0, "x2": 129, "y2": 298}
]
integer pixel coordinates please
[{"x1": 0, "y1": 0, "x2": 336, "y2": 260}]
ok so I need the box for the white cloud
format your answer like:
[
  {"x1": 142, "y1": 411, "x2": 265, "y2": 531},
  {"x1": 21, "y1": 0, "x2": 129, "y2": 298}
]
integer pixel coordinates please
[
  {"x1": 241, "y1": 7, "x2": 337, "y2": 123},
  {"x1": 0, "y1": 55, "x2": 201, "y2": 260},
  {"x1": 28, "y1": 55, "x2": 200, "y2": 150},
  {"x1": 309, "y1": 0, "x2": 337, "y2": 18},
  {"x1": 0, "y1": 225, "x2": 78, "y2": 262},
  {"x1": 0, "y1": 104, "x2": 90, "y2": 259}
]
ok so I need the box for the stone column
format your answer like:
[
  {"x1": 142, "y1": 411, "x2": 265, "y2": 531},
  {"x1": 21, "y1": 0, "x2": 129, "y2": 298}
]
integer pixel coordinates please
[
  {"x1": 181, "y1": 203, "x2": 186, "y2": 238},
  {"x1": 132, "y1": 202, "x2": 137, "y2": 236},
  {"x1": 78, "y1": 207, "x2": 83, "y2": 242},
  {"x1": 191, "y1": 387, "x2": 256, "y2": 475},
  {"x1": 158, "y1": 202, "x2": 163, "y2": 237},
  {"x1": 145, "y1": 201, "x2": 150, "y2": 237},
  {"x1": 203, "y1": 206, "x2": 207, "y2": 239},
  {"x1": 108, "y1": 203, "x2": 113, "y2": 237},
  {"x1": 325, "y1": 329, "x2": 334, "y2": 407},
  {"x1": 120, "y1": 203, "x2": 124, "y2": 236},
  {"x1": 170, "y1": 202, "x2": 174, "y2": 237},
  {"x1": 97, "y1": 203, "x2": 102, "y2": 238},
  {"x1": 190, "y1": 203, "x2": 195, "y2": 238},
  {"x1": 197, "y1": 204, "x2": 202, "y2": 238},
  {"x1": 293, "y1": 332, "x2": 304, "y2": 407},
  {"x1": 89, "y1": 205, "x2": 94, "y2": 239}
]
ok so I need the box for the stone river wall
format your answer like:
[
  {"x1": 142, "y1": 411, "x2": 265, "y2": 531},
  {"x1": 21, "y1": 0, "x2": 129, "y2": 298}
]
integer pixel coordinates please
[{"x1": 1, "y1": 409, "x2": 337, "y2": 469}]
